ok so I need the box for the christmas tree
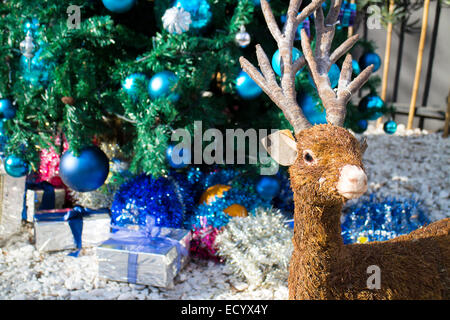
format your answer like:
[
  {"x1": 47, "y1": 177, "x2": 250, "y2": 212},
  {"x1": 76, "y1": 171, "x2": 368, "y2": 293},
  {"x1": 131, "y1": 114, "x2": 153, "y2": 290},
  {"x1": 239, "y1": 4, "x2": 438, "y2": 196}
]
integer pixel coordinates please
[{"x1": 0, "y1": 0, "x2": 385, "y2": 184}]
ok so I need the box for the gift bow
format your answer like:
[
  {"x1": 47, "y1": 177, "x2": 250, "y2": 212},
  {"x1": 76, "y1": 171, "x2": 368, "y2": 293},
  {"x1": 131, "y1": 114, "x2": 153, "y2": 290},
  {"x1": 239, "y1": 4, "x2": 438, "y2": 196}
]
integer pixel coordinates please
[
  {"x1": 107, "y1": 216, "x2": 188, "y2": 284},
  {"x1": 22, "y1": 181, "x2": 56, "y2": 220}
]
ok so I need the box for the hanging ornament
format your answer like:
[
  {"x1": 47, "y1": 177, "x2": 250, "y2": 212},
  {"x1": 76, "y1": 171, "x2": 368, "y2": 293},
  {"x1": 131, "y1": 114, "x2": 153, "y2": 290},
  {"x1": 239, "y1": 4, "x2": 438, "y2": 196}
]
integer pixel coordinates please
[
  {"x1": 166, "y1": 144, "x2": 191, "y2": 169},
  {"x1": 162, "y1": 5, "x2": 192, "y2": 34},
  {"x1": 148, "y1": 71, "x2": 180, "y2": 102},
  {"x1": 4, "y1": 155, "x2": 29, "y2": 178},
  {"x1": 21, "y1": 47, "x2": 51, "y2": 86},
  {"x1": 122, "y1": 73, "x2": 147, "y2": 98},
  {"x1": 256, "y1": 176, "x2": 280, "y2": 201},
  {"x1": 271, "y1": 48, "x2": 303, "y2": 77},
  {"x1": 20, "y1": 31, "x2": 37, "y2": 69},
  {"x1": 235, "y1": 25, "x2": 251, "y2": 48},
  {"x1": 351, "y1": 119, "x2": 368, "y2": 134},
  {"x1": 383, "y1": 120, "x2": 397, "y2": 135},
  {"x1": 308, "y1": 63, "x2": 340, "y2": 89},
  {"x1": 298, "y1": 92, "x2": 327, "y2": 125},
  {"x1": 0, "y1": 99, "x2": 15, "y2": 120},
  {"x1": 173, "y1": 0, "x2": 212, "y2": 31},
  {"x1": 352, "y1": 59, "x2": 361, "y2": 76},
  {"x1": 358, "y1": 94, "x2": 384, "y2": 120},
  {"x1": 101, "y1": 0, "x2": 136, "y2": 14},
  {"x1": 235, "y1": 70, "x2": 262, "y2": 100},
  {"x1": 23, "y1": 18, "x2": 40, "y2": 34},
  {"x1": 359, "y1": 52, "x2": 382, "y2": 72},
  {"x1": 59, "y1": 146, "x2": 110, "y2": 192}
]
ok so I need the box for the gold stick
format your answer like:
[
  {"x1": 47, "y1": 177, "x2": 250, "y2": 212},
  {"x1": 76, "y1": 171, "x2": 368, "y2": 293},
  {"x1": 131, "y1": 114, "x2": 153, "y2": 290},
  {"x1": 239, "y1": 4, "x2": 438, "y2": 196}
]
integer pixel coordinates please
[
  {"x1": 407, "y1": 0, "x2": 431, "y2": 130},
  {"x1": 376, "y1": 0, "x2": 395, "y2": 127},
  {"x1": 347, "y1": 0, "x2": 355, "y2": 38},
  {"x1": 443, "y1": 89, "x2": 450, "y2": 138}
]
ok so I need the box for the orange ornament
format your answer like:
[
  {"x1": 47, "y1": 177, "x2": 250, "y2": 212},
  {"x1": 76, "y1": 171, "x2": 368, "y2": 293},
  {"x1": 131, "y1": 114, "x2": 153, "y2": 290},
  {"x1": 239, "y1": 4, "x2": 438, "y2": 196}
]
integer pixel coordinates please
[
  {"x1": 223, "y1": 204, "x2": 248, "y2": 217},
  {"x1": 199, "y1": 184, "x2": 231, "y2": 205}
]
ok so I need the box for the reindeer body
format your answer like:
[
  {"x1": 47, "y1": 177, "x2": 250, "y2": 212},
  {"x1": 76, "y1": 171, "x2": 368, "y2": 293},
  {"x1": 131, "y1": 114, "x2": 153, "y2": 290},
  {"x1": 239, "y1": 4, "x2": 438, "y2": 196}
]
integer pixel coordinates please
[
  {"x1": 241, "y1": 0, "x2": 450, "y2": 299},
  {"x1": 288, "y1": 125, "x2": 450, "y2": 300}
]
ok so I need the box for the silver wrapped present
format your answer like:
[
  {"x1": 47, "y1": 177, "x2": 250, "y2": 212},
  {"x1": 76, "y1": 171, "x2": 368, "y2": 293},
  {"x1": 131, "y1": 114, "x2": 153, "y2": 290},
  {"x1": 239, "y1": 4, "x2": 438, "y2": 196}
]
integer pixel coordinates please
[
  {"x1": 25, "y1": 187, "x2": 66, "y2": 222},
  {"x1": 0, "y1": 164, "x2": 26, "y2": 240},
  {"x1": 97, "y1": 227, "x2": 191, "y2": 288},
  {"x1": 34, "y1": 207, "x2": 111, "y2": 252}
]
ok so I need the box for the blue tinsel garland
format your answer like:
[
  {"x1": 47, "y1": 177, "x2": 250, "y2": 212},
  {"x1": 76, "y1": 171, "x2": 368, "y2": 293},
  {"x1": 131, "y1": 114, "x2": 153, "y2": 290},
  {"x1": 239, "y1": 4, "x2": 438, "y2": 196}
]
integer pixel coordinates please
[
  {"x1": 341, "y1": 194, "x2": 431, "y2": 244},
  {"x1": 110, "y1": 171, "x2": 195, "y2": 229}
]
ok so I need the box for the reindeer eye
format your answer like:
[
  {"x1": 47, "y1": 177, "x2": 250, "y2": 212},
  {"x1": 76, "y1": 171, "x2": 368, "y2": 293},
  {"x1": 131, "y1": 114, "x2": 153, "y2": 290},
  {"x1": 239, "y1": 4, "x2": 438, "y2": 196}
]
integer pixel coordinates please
[{"x1": 303, "y1": 150, "x2": 315, "y2": 164}]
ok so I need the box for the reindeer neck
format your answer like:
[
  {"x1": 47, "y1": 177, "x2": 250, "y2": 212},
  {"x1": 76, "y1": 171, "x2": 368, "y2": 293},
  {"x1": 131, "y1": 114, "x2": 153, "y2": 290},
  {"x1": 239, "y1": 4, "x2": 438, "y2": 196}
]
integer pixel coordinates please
[{"x1": 293, "y1": 193, "x2": 345, "y2": 255}]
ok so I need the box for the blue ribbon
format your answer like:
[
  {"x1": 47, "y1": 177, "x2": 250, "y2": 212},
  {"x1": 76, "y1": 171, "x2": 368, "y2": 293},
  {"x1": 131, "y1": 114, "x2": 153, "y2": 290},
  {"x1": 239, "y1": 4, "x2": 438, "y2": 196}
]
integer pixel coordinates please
[
  {"x1": 106, "y1": 216, "x2": 188, "y2": 284},
  {"x1": 35, "y1": 206, "x2": 110, "y2": 257},
  {"x1": 22, "y1": 181, "x2": 56, "y2": 220}
]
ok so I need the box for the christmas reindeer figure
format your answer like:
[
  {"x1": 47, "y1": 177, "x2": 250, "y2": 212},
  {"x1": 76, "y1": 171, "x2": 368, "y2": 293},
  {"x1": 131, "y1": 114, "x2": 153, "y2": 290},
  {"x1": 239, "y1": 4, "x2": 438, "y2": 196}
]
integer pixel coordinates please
[{"x1": 240, "y1": 0, "x2": 449, "y2": 300}]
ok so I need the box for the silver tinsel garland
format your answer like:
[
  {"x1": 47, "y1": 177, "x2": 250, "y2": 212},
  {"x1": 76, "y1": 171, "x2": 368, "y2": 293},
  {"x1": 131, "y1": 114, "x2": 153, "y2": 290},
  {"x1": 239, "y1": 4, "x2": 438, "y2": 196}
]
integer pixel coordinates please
[{"x1": 215, "y1": 207, "x2": 293, "y2": 288}]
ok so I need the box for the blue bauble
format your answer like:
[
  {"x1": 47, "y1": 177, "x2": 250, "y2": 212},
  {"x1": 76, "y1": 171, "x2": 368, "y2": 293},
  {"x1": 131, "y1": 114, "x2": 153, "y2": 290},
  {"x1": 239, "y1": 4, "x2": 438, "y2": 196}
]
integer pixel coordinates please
[
  {"x1": 352, "y1": 59, "x2": 361, "y2": 75},
  {"x1": 272, "y1": 48, "x2": 303, "y2": 77},
  {"x1": 352, "y1": 119, "x2": 368, "y2": 133},
  {"x1": 23, "y1": 18, "x2": 39, "y2": 34},
  {"x1": 358, "y1": 94, "x2": 384, "y2": 120},
  {"x1": 166, "y1": 144, "x2": 191, "y2": 169},
  {"x1": 21, "y1": 48, "x2": 51, "y2": 86},
  {"x1": 102, "y1": 0, "x2": 136, "y2": 13},
  {"x1": 148, "y1": 71, "x2": 179, "y2": 102},
  {"x1": 0, "y1": 99, "x2": 15, "y2": 120},
  {"x1": 383, "y1": 120, "x2": 397, "y2": 135},
  {"x1": 308, "y1": 63, "x2": 340, "y2": 89},
  {"x1": 4, "y1": 155, "x2": 29, "y2": 178},
  {"x1": 298, "y1": 93, "x2": 327, "y2": 125},
  {"x1": 122, "y1": 73, "x2": 147, "y2": 98},
  {"x1": 359, "y1": 52, "x2": 381, "y2": 72},
  {"x1": 256, "y1": 176, "x2": 280, "y2": 201},
  {"x1": 173, "y1": 0, "x2": 212, "y2": 30},
  {"x1": 236, "y1": 70, "x2": 262, "y2": 100},
  {"x1": 59, "y1": 146, "x2": 110, "y2": 192}
]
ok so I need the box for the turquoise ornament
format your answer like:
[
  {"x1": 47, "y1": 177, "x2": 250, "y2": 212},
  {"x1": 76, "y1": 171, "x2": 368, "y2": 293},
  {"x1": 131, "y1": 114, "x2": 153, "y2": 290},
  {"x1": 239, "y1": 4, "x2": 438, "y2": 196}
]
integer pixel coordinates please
[
  {"x1": 148, "y1": 71, "x2": 179, "y2": 102},
  {"x1": 235, "y1": 71, "x2": 262, "y2": 100},
  {"x1": 271, "y1": 48, "x2": 303, "y2": 77},
  {"x1": 359, "y1": 52, "x2": 381, "y2": 72},
  {"x1": 309, "y1": 63, "x2": 340, "y2": 89},
  {"x1": 102, "y1": 0, "x2": 136, "y2": 13},
  {"x1": 122, "y1": 73, "x2": 147, "y2": 98},
  {"x1": 352, "y1": 59, "x2": 361, "y2": 75},
  {"x1": 298, "y1": 93, "x2": 327, "y2": 125},
  {"x1": 5, "y1": 155, "x2": 29, "y2": 178},
  {"x1": 383, "y1": 120, "x2": 397, "y2": 135},
  {"x1": 351, "y1": 119, "x2": 368, "y2": 134},
  {"x1": 0, "y1": 99, "x2": 15, "y2": 120},
  {"x1": 256, "y1": 176, "x2": 280, "y2": 201},
  {"x1": 358, "y1": 94, "x2": 384, "y2": 120},
  {"x1": 173, "y1": 0, "x2": 212, "y2": 30}
]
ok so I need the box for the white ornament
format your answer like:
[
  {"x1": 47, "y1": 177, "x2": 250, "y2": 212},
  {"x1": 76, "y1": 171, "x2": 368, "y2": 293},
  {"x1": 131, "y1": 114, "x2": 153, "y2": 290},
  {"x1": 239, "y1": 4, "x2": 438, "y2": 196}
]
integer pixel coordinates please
[
  {"x1": 235, "y1": 25, "x2": 251, "y2": 48},
  {"x1": 162, "y1": 6, "x2": 192, "y2": 35},
  {"x1": 20, "y1": 31, "x2": 37, "y2": 60}
]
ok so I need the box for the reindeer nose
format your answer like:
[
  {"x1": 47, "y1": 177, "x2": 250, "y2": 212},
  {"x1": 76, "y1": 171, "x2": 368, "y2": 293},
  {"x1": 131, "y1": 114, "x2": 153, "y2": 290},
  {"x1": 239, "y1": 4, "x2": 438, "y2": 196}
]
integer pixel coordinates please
[{"x1": 337, "y1": 165, "x2": 368, "y2": 199}]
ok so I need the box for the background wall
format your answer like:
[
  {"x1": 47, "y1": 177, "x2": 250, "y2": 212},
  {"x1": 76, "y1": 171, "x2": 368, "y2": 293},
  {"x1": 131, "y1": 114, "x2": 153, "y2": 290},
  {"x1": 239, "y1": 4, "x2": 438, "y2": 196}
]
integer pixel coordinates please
[{"x1": 357, "y1": 1, "x2": 449, "y2": 131}]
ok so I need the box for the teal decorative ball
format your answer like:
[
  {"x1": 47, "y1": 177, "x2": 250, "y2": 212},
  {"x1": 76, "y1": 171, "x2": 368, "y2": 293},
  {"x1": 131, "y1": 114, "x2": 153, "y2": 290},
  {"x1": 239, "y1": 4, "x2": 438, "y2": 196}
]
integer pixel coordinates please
[
  {"x1": 358, "y1": 94, "x2": 384, "y2": 120},
  {"x1": 148, "y1": 71, "x2": 180, "y2": 102},
  {"x1": 122, "y1": 73, "x2": 147, "y2": 98},
  {"x1": 236, "y1": 70, "x2": 262, "y2": 100},
  {"x1": 383, "y1": 120, "x2": 397, "y2": 135},
  {"x1": 102, "y1": 0, "x2": 136, "y2": 13},
  {"x1": 298, "y1": 93, "x2": 327, "y2": 125},
  {"x1": 5, "y1": 155, "x2": 29, "y2": 178},
  {"x1": 0, "y1": 99, "x2": 15, "y2": 120},
  {"x1": 359, "y1": 52, "x2": 381, "y2": 72},
  {"x1": 173, "y1": 0, "x2": 212, "y2": 30},
  {"x1": 271, "y1": 48, "x2": 303, "y2": 77}
]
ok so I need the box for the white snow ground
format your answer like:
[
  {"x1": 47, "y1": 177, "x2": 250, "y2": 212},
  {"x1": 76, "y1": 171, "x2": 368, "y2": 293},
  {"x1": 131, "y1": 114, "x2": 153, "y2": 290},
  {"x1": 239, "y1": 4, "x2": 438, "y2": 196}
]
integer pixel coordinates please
[{"x1": 0, "y1": 124, "x2": 449, "y2": 300}]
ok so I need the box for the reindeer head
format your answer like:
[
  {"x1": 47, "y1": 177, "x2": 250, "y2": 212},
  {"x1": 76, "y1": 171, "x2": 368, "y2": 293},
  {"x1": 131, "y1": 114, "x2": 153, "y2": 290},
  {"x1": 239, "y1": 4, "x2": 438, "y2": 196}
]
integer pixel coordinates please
[{"x1": 240, "y1": 0, "x2": 373, "y2": 206}]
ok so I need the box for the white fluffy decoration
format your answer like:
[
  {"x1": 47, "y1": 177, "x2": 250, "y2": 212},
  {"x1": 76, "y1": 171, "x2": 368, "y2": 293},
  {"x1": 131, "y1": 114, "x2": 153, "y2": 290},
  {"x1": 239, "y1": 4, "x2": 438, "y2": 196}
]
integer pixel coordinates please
[
  {"x1": 162, "y1": 6, "x2": 192, "y2": 35},
  {"x1": 215, "y1": 207, "x2": 293, "y2": 288}
]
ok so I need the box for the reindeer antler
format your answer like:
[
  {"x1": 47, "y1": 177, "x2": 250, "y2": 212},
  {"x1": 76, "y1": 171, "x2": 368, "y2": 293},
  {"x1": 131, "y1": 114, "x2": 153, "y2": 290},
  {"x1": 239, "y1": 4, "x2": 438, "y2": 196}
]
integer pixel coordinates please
[
  {"x1": 301, "y1": 0, "x2": 374, "y2": 127},
  {"x1": 240, "y1": 0, "x2": 374, "y2": 131}
]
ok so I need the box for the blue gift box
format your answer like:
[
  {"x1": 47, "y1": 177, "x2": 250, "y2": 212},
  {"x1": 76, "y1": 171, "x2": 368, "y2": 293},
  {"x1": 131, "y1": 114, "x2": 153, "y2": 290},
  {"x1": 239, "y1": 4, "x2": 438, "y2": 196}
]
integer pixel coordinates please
[
  {"x1": 97, "y1": 226, "x2": 191, "y2": 288},
  {"x1": 34, "y1": 207, "x2": 111, "y2": 252}
]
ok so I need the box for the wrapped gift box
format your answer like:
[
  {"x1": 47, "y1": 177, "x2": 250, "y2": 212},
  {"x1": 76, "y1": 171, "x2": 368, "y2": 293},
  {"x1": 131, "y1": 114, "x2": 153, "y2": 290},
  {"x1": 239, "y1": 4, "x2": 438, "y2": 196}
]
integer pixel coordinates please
[
  {"x1": 34, "y1": 207, "x2": 110, "y2": 252},
  {"x1": 25, "y1": 184, "x2": 66, "y2": 222},
  {"x1": 97, "y1": 227, "x2": 191, "y2": 288},
  {"x1": 0, "y1": 164, "x2": 26, "y2": 240}
]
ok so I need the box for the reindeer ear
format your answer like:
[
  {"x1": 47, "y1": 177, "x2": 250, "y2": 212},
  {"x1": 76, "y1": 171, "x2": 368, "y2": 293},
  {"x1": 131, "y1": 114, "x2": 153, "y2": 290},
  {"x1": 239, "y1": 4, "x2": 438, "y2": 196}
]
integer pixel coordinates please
[{"x1": 261, "y1": 130, "x2": 298, "y2": 166}]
